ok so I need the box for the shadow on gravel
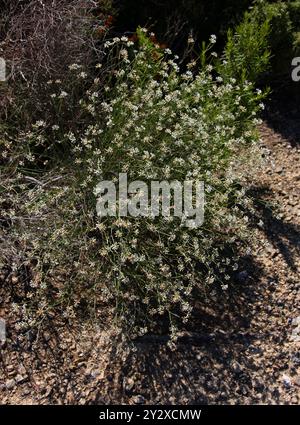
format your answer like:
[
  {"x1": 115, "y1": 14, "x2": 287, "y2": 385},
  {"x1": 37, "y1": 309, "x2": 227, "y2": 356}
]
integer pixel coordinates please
[
  {"x1": 116, "y1": 323, "x2": 275, "y2": 404},
  {"x1": 106, "y1": 183, "x2": 299, "y2": 404},
  {"x1": 246, "y1": 186, "x2": 300, "y2": 272},
  {"x1": 108, "y1": 256, "x2": 274, "y2": 404},
  {"x1": 1, "y1": 181, "x2": 298, "y2": 405},
  {"x1": 263, "y1": 82, "x2": 300, "y2": 147}
]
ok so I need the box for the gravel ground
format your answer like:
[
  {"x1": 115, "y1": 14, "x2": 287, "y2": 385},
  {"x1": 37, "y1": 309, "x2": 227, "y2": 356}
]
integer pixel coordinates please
[{"x1": 0, "y1": 120, "x2": 299, "y2": 405}]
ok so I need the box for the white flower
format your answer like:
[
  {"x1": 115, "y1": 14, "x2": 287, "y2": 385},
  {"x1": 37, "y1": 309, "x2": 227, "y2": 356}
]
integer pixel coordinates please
[
  {"x1": 59, "y1": 91, "x2": 68, "y2": 98},
  {"x1": 34, "y1": 120, "x2": 46, "y2": 127},
  {"x1": 209, "y1": 34, "x2": 217, "y2": 44},
  {"x1": 120, "y1": 49, "x2": 128, "y2": 59},
  {"x1": 79, "y1": 72, "x2": 87, "y2": 79},
  {"x1": 68, "y1": 63, "x2": 81, "y2": 70}
]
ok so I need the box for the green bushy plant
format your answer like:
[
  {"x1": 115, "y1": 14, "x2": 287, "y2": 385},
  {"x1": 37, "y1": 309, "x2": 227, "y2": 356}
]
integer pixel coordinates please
[
  {"x1": 1, "y1": 27, "x2": 269, "y2": 341},
  {"x1": 218, "y1": 0, "x2": 300, "y2": 82},
  {"x1": 258, "y1": 0, "x2": 294, "y2": 76},
  {"x1": 245, "y1": 0, "x2": 297, "y2": 78},
  {"x1": 218, "y1": 7, "x2": 270, "y2": 83},
  {"x1": 288, "y1": 1, "x2": 300, "y2": 31},
  {"x1": 288, "y1": 1, "x2": 300, "y2": 54}
]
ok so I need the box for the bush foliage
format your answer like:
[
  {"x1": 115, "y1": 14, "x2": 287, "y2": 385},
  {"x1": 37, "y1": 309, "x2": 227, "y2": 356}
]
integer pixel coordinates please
[{"x1": 1, "y1": 13, "x2": 270, "y2": 339}]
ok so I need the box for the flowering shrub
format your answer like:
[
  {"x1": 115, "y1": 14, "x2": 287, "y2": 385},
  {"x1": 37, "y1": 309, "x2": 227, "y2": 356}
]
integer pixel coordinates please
[{"x1": 0, "y1": 28, "x2": 269, "y2": 340}]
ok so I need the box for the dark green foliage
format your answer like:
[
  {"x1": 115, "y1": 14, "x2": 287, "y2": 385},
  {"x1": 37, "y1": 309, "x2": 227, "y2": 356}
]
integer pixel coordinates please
[
  {"x1": 288, "y1": 1, "x2": 300, "y2": 54},
  {"x1": 253, "y1": 1, "x2": 295, "y2": 76},
  {"x1": 114, "y1": 0, "x2": 253, "y2": 53},
  {"x1": 218, "y1": 10, "x2": 270, "y2": 83},
  {"x1": 288, "y1": 1, "x2": 300, "y2": 31}
]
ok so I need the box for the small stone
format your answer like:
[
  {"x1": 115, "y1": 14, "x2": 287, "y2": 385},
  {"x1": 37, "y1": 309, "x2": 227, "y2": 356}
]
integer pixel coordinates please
[
  {"x1": 123, "y1": 377, "x2": 135, "y2": 394},
  {"x1": 231, "y1": 361, "x2": 242, "y2": 374},
  {"x1": 132, "y1": 395, "x2": 145, "y2": 405},
  {"x1": 294, "y1": 377, "x2": 300, "y2": 387},
  {"x1": 15, "y1": 374, "x2": 27, "y2": 384},
  {"x1": 6, "y1": 379, "x2": 16, "y2": 390},
  {"x1": 18, "y1": 365, "x2": 26, "y2": 375},
  {"x1": 292, "y1": 317, "x2": 300, "y2": 327},
  {"x1": 282, "y1": 374, "x2": 292, "y2": 388},
  {"x1": 291, "y1": 335, "x2": 300, "y2": 342},
  {"x1": 43, "y1": 332, "x2": 51, "y2": 342}
]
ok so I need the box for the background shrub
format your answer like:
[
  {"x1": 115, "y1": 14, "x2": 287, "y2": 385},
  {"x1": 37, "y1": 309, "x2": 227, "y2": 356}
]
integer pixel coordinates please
[
  {"x1": 114, "y1": 0, "x2": 254, "y2": 57},
  {"x1": 0, "y1": 0, "x2": 114, "y2": 128},
  {"x1": 288, "y1": 1, "x2": 300, "y2": 54},
  {"x1": 253, "y1": 1, "x2": 295, "y2": 78},
  {"x1": 218, "y1": 9, "x2": 270, "y2": 83}
]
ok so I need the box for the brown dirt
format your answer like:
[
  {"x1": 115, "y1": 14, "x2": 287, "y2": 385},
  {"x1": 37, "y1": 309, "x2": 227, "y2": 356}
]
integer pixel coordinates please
[{"x1": 0, "y1": 121, "x2": 299, "y2": 405}]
